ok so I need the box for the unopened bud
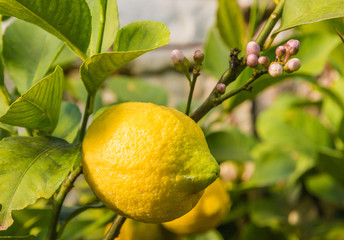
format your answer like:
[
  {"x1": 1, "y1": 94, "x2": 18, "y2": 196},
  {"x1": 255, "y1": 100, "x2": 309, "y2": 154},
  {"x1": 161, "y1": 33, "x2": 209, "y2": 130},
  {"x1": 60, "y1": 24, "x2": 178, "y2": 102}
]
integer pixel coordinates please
[
  {"x1": 246, "y1": 41, "x2": 260, "y2": 56},
  {"x1": 284, "y1": 58, "x2": 301, "y2": 73},
  {"x1": 193, "y1": 49, "x2": 204, "y2": 65},
  {"x1": 170, "y1": 49, "x2": 185, "y2": 65},
  {"x1": 258, "y1": 56, "x2": 270, "y2": 67},
  {"x1": 284, "y1": 39, "x2": 300, "y2": 56},
  {"x1": 220, "y1": 161, "x2": 239, "y2": 183},
  {"x1": 215, "y1": 83, "x2": 226, "y2": 95},
  {"x1": 268, "y1": 62, "x2": 283, "y2": 77},
  {"x1": 247, "y1": 54, "x2": 258, "y2": 68},
  {"x1": 275, "y1": 45, "x2": 286, "y2": 58}
]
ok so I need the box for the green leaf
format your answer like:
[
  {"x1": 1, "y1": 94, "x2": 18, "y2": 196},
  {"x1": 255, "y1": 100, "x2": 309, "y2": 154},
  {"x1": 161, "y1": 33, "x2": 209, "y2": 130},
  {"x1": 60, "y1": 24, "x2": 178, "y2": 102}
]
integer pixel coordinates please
[
  {"x1": 216, "y1": 0, "x2": 245, "y2": 49},
  {"x1": 0, "y1": 136, "x2": 81, "y2": 230},
  {"x1": 80, "y1": 20, "x2": 170, "y2": 96},
  {"x1": 243, "y1": 143, "x2": 296, "y2": 188},
  {"x1": 256, "y1": 96, "x2": 332, "y2": 155},
  {"x1": 3, "y1": 20, "x2": 64, "y2": 94},
  {"x1": 106, "y1": 76, "x2": 168, "y2": 106},
  {"x1": 206, "y1": 129, "x2": 256, "y2": 163},
  {"x1": 317, "y1": 148, "x2": 344, "y2": 187},
  {"x1": 184, "y1": 229, "x2": 224, "y2": 240},
  {"x1": 0, "y1": 0, "x2": 92, "y2": 57},
  {"x1": 203, "y1": 27, "x2": 230, "y2": 79},
  {"x1": 87, "y1": 0, "x2": 119, "y2": 54},
  {"x1": 275, "y1": 0, "x2": 344, "y2": 34},
  {"x1": 52, "y1": 102, "x2": 81, "y2": 143},
  {"x1": 0, "y1": 66, "x2": 64, "y2": 132},
  {"x1": 0, "y1": 236, "x2": 35, "y2": 239},
  {"x1": 305, "y1": 173, "x2": 344, "y2": 207}
]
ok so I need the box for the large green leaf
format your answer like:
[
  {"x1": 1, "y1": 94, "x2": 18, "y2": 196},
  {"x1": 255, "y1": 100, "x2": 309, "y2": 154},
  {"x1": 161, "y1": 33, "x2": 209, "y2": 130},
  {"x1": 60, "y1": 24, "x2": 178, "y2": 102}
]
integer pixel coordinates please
[
  {"x1": 206, "y1": 129, "x2": 256, "y2": 163},
  {"x1": 80, "y1": 20, "x2": 170, "y2": 96},
  {"x1": 3, "y1": 20, "x2": 64, "y2": 94},
  {"x1": 87, "y1": 0, "x2": 119, "y2": 55},
  {"x1": 0, "y1": 66, "x2": 63, "y2": 132},
  {"x1": 203, "y1": 27, "x2": 230, "y2": 79},
  {"x1": 0, "y1": 136, "x2": 81, "y2": 230},
  {"x1": 0, "y1": 0, "x2": 91, "y2": 57},
  {"x1": 216, "y1": 0, "x2": 245, "y2": 49},
  {"x1": 275, "y1": 0, "x2": 344, "y2": 34},
  {"x1": 52, "y1": 102, "x2": 81, "y2": 143},
  {"x1": 305, "y1": 173, "x2": 344, "y2": 207},
  {"x1": 317, "y1": 148, "x2": 344, "y2": 187},
  {"x1": 106, "y1": 76, "x2": 168, "y2": 106}
]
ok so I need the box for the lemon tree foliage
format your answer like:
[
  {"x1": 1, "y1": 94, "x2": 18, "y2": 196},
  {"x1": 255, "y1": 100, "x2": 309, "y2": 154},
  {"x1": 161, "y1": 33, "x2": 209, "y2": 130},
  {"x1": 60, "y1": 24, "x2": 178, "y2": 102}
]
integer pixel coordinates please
[
  {"x1": 3, "y1": 20, "x2": 64, "y2": 94},
  {"x1": 0, "y1": 137, "x2": 81, "y2": 230},
  {"x1": 80, "y1": 21, "x2": 170, "y2": 96},
  {"x1": 0, "y1": 0, "x2": 91, "y2": 58},
  {"x1": 0, "y1": 66, "x2": 63, "y2": 132}
]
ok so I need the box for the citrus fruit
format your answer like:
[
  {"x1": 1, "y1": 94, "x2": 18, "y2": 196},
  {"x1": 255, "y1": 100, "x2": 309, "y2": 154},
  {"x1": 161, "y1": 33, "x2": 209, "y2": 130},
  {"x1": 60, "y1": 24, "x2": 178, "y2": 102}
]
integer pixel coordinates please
[
  {"x1": 82, "y1": 102, "x2": 219, "y2": 223},
  {"x1": 162, "y1": 178, "x2": 230, "y2": 235},
  {"x1": 106, "y1": 219, "x2": 180, "y2": 240}
]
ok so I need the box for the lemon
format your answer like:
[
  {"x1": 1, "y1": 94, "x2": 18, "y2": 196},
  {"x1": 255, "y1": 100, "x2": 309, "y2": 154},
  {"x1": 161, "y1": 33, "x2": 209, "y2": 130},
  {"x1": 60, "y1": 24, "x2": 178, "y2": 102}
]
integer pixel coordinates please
[
  {"x1": 82, "y1": 102, "x2": 219, "y2": 223},
  {"x1": 162, "y1": 178, "x2": 230, "y2": 235},
  {"x1": 106, "y1": 219, "x2": 180, "y2": 240}
]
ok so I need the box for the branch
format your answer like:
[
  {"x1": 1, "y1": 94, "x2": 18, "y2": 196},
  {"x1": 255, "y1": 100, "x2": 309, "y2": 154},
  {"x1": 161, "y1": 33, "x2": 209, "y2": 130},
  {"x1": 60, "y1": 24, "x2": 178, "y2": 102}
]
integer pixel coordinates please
[
  {"x1": 190, "y1": 0, "x2": 286, "y2": 123},
  {"x1": 103, "y1": 215, "x2": 126, "y2": 240}
]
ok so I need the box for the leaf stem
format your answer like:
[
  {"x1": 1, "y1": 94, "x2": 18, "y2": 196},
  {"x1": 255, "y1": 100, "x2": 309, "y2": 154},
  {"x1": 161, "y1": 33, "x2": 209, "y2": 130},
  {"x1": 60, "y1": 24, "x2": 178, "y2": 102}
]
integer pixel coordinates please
[
  {"x1": 96, "y1": 0, "x2": 108, "y2": 54},
  {"x1": 47, "y1": 165, "x2": 83, "y2": 240},
  {"x1": 255, "y1": 0, "x2": 285, "y2": 49},
  {"x1": 103, "y1": 215, "x2": 126, "y2": 240},
  {"x1": 190, "y1": 0, "x2": 285, "y2": 123},
  {"x1": 78, "y1": 95, "x2": 92, "y2": 142},
  {"x1": 185, "y1": 70, "x2": 200, "y2": 116}
]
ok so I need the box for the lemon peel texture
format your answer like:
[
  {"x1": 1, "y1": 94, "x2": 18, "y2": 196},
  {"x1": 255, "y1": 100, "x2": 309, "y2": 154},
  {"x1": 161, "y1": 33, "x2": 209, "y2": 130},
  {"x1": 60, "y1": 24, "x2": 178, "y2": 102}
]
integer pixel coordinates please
[{"x1": 82, "y1": 102, "x2": 219, "y2": 223}]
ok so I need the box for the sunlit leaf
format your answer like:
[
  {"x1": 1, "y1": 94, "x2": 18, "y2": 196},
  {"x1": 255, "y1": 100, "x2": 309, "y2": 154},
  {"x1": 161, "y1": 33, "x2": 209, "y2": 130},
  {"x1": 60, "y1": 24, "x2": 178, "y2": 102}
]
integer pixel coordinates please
[
  {"x1": 275, "y1": 0, "x2": 344, "y2": 34},
  {"x1": 0, "y1": 66, "x2": 63, "y2": 132},
  {"x1": 216, "y1": 0, "x2": 245, "y2": 48},
  {"x1": 3, "y1": 20, "x2": 64, "y2": 93},
  {"x1": 80, "y1": 20, "x2": 170, "y2": 96},
  {"x1": 0, "y1": 0, "x2": 91, "y2": 57},
  {"x1": 0, "y1": 136, "x2": 81, "y2": 230}
]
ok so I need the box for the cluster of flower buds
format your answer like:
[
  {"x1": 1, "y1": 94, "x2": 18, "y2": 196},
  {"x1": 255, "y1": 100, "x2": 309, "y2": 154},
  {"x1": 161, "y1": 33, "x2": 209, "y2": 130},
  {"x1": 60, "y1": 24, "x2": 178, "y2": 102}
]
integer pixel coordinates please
[
  {"x1": 170, "y1": 49, "x2": 205, "y2": 80},
  {"x1": 245, "y1": 39, "x2": 301, "y2": 77}
]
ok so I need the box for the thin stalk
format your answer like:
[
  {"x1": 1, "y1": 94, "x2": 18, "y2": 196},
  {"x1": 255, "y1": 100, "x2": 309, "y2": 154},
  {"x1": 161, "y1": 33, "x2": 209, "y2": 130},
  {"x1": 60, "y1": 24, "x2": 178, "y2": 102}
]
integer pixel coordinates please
[
  {"x1": 185, "y1": 71, "x2": 199, "y2": 116},
  {"x1": 103, "y1": 215, "x2": 126, "y2": 240},
  {"x1": 96, "y1": 0, "x2": 108, "y2": 54},
  {"x1": 255, "y1": 0, "x2": 285, "y2": 48},
  {"x1": 78, "y1": 95, "x2": 92, "y2": 142},
  {"x1": 47, "y1": 165, "x2": 83, "y2": 240}
]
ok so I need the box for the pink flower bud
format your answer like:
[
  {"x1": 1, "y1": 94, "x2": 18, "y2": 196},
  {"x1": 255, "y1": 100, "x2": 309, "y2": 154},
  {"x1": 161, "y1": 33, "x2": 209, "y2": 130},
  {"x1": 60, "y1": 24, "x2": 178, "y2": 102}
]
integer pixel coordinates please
[
  {"x1": 215, "y1": 83, "x2": 226, "y2": 95},
  {"x1": 246, "y1": 41, "x2": 260, "y2": 56},
  {"x1": 284, "y1": 39, "x2": 300, "y2": 56},
  {"x1": 258, "y1": 56, "x2": 270, "y2": 67},
  {"x1": 193, "y1": 49, "x2": 204, "y2": 65},
  {"x1": 268, "y1": 62, "x2": 283, "y2": 77},
  {"x1": 170, "y1": 49, "x2": 185, "y2": 65},
  {"x1": 275, "y1": 45, "x2": 286, "y2": 58},
  {"x1": 284, "y1": 58, "x2": 301, "y2": 73},
  {"x1": 247, "y1": 54, "x2": 258, "y2": 68}
]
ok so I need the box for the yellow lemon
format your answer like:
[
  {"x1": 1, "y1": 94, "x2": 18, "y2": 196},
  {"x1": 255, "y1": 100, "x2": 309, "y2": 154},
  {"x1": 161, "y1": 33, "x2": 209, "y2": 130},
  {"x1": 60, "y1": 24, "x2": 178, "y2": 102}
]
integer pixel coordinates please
[
  {"x1": 106, "y1": 219, "x2": 180, "y2": 240},
  {"x1": 82, "y1": 102, "x2": 219, "y2": 223},
  {"x1": 162, "y1": 178, "x2": 230, "y2": 235}
]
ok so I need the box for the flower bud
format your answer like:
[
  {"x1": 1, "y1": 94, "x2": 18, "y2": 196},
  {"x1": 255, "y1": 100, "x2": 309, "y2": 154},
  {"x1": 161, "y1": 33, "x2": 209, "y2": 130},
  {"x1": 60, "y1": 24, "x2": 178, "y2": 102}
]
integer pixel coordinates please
[
  {"x1": 284, "y1": 39, "x2": 300, "y2": 56},
  {"x1": 258, "y1": 56, "x2": 270, "y2": 67},
  {"x1": 170, "y1": 49, "x2": 185, "y2": 65},
  {"x1": 247, "y1": 54, "x2": 258, "y2": 68},
  {"x1": 268, "y1": 62, "x2": 283, "y2": 77},
  {"x1": 275, "y1": 45, "x2": 286, "y2": 58},
  {"x1": 215, "y1": 83, "x2": 226, "y2": 95},
  {"x1": 284, "y1": 58, "x2": 301, "y2": 73},
  {"x1": 246, "y1": 41, "x2": 260, "y2": 56},
  {"x1": 193, "y1": 49, "x2": 204, "y2": 65}
]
